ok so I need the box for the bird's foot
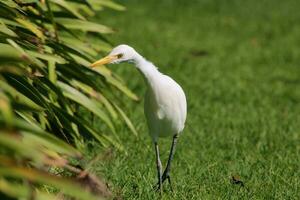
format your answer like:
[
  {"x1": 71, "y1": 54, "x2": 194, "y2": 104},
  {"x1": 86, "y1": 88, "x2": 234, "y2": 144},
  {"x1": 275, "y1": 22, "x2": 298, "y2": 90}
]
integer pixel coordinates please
[
  {"x1": 162, "y1": 173, "x2": 173, "y2": 192},
  {"x1": 152, "y1": 174, "x2": 173, "y2": 192},
  {"x1": 152, "y1": 182, "x2": 160, "y2": 192},
  {"x1": 153, "y1": 184, "x2": 162, "y2": 193}
]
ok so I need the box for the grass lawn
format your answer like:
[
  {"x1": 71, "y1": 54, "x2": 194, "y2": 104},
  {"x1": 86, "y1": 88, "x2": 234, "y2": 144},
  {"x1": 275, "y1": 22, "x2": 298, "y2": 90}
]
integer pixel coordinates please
[{"x1": 87, "y1": 0, "x2": 300, "y2": 199}]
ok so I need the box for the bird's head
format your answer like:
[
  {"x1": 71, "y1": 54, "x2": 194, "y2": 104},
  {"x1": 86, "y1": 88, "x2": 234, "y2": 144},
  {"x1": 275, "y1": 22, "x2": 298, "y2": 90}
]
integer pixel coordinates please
[{"x1": 91, "y1": 44, "x2": 138, "y2": 67}]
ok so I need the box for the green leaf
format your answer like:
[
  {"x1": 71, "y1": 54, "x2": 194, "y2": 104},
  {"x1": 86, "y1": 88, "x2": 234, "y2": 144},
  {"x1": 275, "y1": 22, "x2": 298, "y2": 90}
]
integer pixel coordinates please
[
  {"x1": 0, "y1": 1, "x2": 19, "y2": 9},
  {"x1": 0, "y1": 133, "x2": 44, "y2": 164},
  {"x1": 28, "y1": 50, "x2": 67, "y2": 64},
  {"x1": 114, "y1": 103, "x2": 138, "y2": 136},
  {"x1": 0, "y1": 92, "x2": 14, "y2": 126},
  {"x1": 50, "y1": 0, "x2": 86, "y2": 20},
  {"x1": 64, "y1": 1, "x2": 95, "y2": 17},
  {"x1": 4, "y1": 75, "x2": 49, "y2": 109},
  {"x1": 0, "y1": 178, "x2": 57, "y2": 200},
  {"x1": 12, "y1": 118, "x2": 80, "y2": 157},
  {"x1": 0, "y1": 20, "x2": 17, "y2": 37},
  {"x1": 71, "y1": 80, "x2": 118, "y2": 119},
  {"x1": 55, "y1": 17, "x2": 114, "y2": 34},
  {"x1": 58, "y1": 81, "x2": 116, "y2": 133},
  {"x1": 0, "y1": 79, "x2": 44, "y2": 111},
  {"x1": 15, "y1": 18, "x2": 45, "y2": 41},
  {"x1": 59, "y1": 35, "x2": 98, "y2": 57},
  {"x1": 0, "y1": 18, "x2": 24, "y2": 28},
  {"x1": 93, "y1": 67, "x2": 139, "y2": 101},
  {"x1": 0, "y1": 166, "x2": 102, "y2": 200},
  {"x1": 0, "y1": 43, "x2": 24, "y2": 63},
  {"x1": 89, "y1": 0, "x2": 126, "y2": 11},
  {"x1": 52, "y1": 105, "x2": 124, "y2": 151},
  {"x1": 69, "y1": 53, "x2": 91, "y2": 66},
  {"x1": 6, "y1": 39, "x2": 44, "y2": 68}
]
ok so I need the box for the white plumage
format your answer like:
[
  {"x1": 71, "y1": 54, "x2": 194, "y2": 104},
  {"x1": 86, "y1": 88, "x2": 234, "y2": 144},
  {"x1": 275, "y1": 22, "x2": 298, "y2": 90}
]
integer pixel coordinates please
[
  {"x1": 144, "y1": 68, "x2": 187, "y2": 141},
  {"x1": 91, "y1": 44, "x2": 187, "y2": 192}
]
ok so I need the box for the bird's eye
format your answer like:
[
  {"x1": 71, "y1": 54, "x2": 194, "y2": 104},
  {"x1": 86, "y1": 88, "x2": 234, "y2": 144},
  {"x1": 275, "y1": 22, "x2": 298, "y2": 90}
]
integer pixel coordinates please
[{"x1": 117, "y1": 53, "x2": 123, "y2": 59}]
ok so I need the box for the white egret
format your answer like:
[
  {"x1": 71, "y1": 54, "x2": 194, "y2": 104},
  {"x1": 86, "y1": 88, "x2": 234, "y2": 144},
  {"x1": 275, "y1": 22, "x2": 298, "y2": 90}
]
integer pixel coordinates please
[{"x1": 91, "y1": 44, "x2": 187, "y2": 192}]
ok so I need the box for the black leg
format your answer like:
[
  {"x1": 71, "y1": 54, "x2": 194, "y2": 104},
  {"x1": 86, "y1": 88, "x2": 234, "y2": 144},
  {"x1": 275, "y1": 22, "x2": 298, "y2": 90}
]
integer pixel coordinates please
[
  {"x1": 154, "y1": 142, "x2": 163, "y2": 194},
  {"x1": 161, "y1": 134, "x2": 178, "y2": 186}
]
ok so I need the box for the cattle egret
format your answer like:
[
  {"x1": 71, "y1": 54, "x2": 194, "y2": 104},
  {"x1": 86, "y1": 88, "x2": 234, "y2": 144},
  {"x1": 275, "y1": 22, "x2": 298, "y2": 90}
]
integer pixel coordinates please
[{"x1": 91, "y1": 44, "x2": 187, "y2": 193}]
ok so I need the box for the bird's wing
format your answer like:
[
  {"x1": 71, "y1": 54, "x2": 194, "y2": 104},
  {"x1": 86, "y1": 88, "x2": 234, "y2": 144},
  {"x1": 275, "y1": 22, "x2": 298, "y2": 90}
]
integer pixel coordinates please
[{"x1": 154, "y1": 75, "x2": 187, "y2": 132}]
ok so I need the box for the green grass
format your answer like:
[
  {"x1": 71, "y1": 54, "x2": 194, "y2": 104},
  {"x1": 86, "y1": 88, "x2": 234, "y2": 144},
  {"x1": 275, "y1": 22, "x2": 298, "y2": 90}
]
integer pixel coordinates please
[{"x1": 87, "y1": 0, "x2": 300, "y2": 199}]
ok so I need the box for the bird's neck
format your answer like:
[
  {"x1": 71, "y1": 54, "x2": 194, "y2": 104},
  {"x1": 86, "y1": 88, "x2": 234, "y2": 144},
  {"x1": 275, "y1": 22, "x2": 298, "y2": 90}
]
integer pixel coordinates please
[{"x1": 133, "y1": 54, "x2": 161, "y2": 86}]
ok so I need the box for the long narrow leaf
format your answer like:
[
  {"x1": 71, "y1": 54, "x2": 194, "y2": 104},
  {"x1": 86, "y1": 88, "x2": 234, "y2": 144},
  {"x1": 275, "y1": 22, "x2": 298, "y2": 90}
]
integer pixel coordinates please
[
  {"x1": 15, "y1": 18, "x2": 45, "y2": 41},
  {"x1": 0, "y1": 178, "x2": 57, "y2": 200},
  {"x1": 114, "y1": 103, "x2": 138, "y2": 136},
  {"x1": 0, "y1": 165, "x2": 101, "y2": 200},
  {"x1": 55, "y1": 17, "x2": 114, "y2": 34},
  {"x1": 58, "y1": 81, "x2": 116, "y2": 133},
  {"x1": 50, "y1": 0, "x2": 86, "y2": 20}
]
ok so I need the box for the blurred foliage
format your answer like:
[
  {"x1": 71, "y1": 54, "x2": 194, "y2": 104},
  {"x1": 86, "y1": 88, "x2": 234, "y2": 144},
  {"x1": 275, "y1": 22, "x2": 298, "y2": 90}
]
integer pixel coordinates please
[{"x1": 0, "y1": 0, "x2": 137, "y2": 199}]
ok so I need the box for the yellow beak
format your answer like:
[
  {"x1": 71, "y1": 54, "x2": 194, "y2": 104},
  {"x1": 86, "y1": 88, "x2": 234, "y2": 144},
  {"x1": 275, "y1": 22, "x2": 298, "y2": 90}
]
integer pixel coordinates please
[{"x1": 90, "y1": 55, "x2": 118, "y2": 67}]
